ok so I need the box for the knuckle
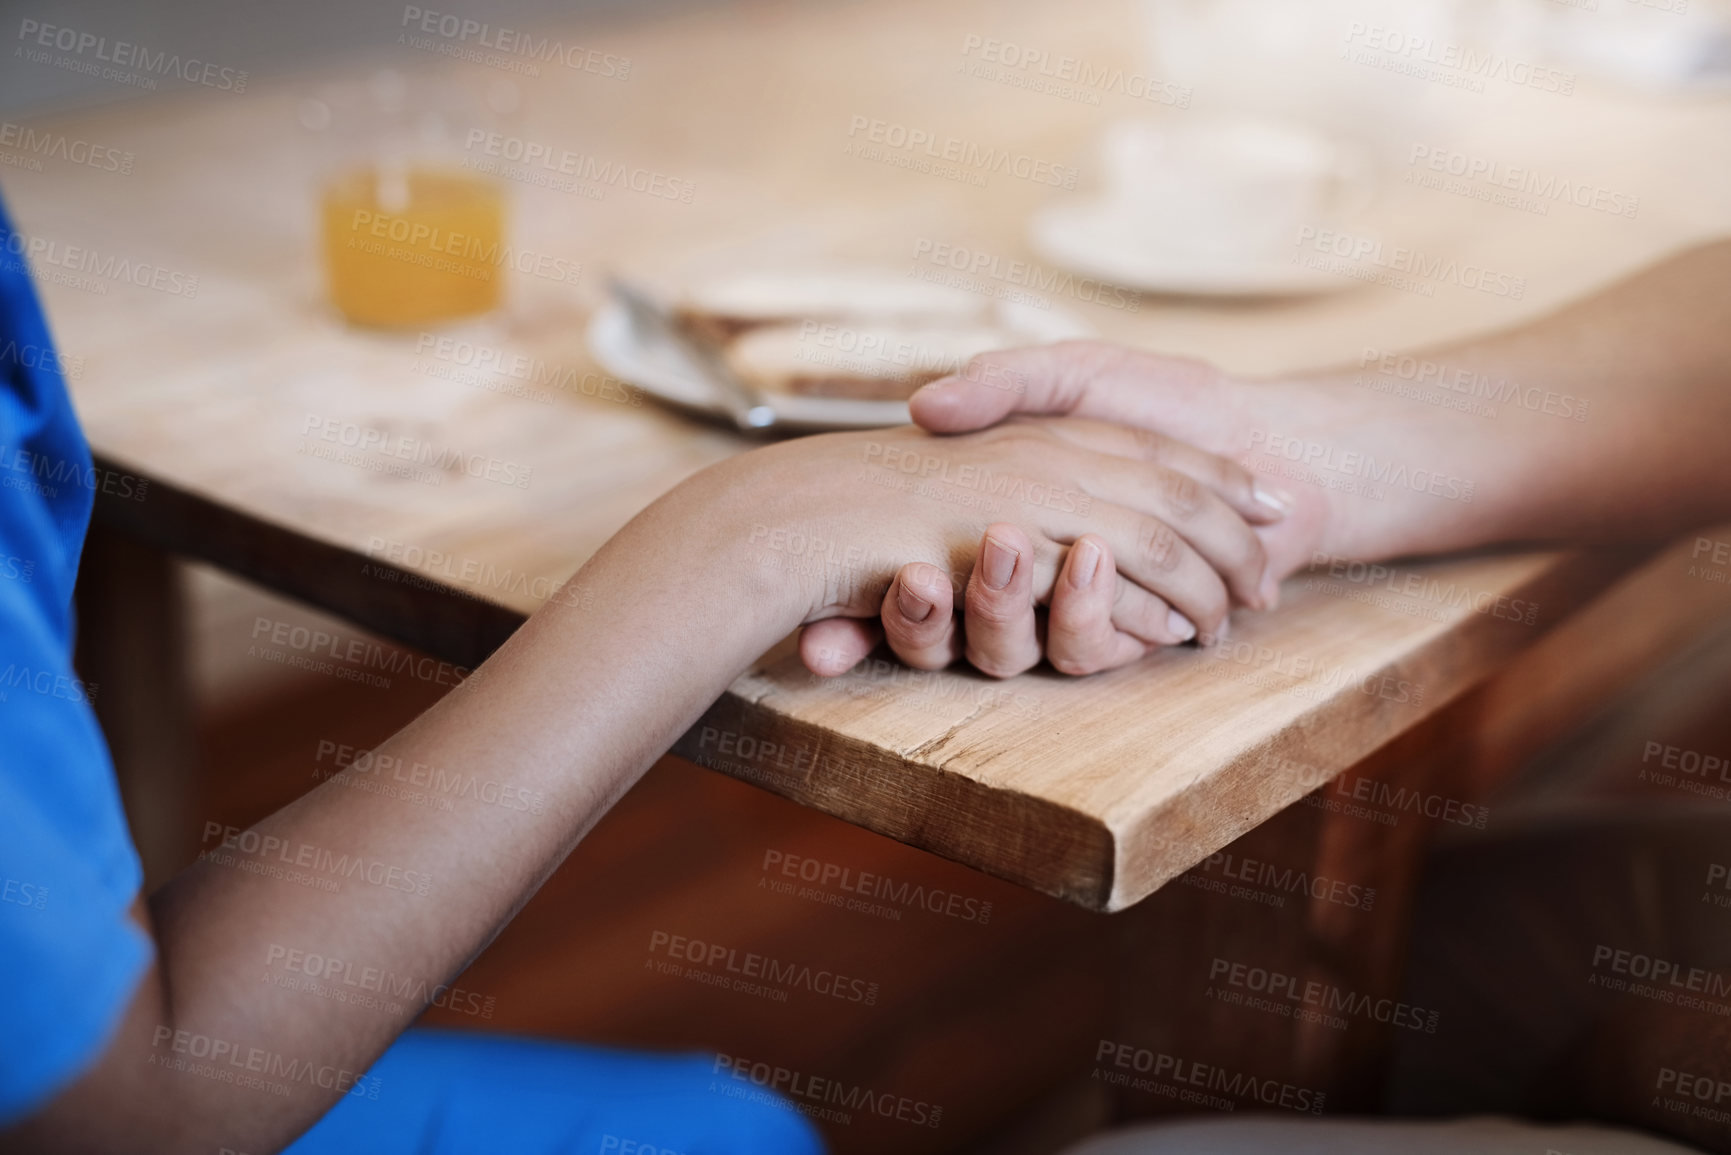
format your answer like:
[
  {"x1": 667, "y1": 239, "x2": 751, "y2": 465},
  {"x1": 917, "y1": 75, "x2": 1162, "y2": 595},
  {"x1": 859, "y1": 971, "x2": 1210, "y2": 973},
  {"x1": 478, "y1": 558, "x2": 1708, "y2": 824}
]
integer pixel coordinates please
[
  {"x1": 965, "y1": 589, "x2": 1027, "y2": 628},
  {"x1": 1138, "y1": 520, "x2": 1183, "y2": 573},
  {"x1": 1130, "y1": 426, "x2": 1167, "y2": 460},
  {"x1": 1160, "y1": 470, "x2": 1203, "y2": 519}
]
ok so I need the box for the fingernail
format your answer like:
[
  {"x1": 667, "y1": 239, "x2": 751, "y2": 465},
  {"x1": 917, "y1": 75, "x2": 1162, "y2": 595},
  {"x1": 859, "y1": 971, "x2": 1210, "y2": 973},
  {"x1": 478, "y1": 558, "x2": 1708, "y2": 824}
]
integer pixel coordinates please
[
  {"x1": 982, "y1": 536, "x2": 1018, "y2": 591},
  {"x1": 896, "y1": 579, "x2": 934, "y2": 624},
  {"x1": 1071, "y1": 539, "x2": 1101, "y2": 586},
  {"x1": 1253, "y1": 481, "x2": 1294, "y2": 518},
  {"x1": 1167, "y1": 608, "x2": 1197, "y2": 642}
]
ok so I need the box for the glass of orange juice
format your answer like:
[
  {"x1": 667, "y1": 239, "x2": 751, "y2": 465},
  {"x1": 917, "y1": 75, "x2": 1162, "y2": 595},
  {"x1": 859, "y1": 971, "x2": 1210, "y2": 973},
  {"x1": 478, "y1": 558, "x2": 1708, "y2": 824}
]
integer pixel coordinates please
[
  {"x1": 304, "y1": 71, "x2": 514, "y2": 328},
  {"x1": 321, "y1": 163, "x2": 505, "y2": 327}
]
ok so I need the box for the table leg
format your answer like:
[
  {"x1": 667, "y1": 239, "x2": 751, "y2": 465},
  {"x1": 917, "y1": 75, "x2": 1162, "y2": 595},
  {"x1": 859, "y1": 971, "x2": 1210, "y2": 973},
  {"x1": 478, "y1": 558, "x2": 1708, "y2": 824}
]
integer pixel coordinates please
[{"x1": 73, "y1": 523, "x2": 196, "y2": 893}]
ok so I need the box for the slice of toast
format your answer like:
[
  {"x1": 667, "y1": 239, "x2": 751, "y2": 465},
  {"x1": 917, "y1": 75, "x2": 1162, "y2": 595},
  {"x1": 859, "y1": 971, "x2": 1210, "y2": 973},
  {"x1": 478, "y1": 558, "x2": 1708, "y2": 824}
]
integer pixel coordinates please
[
  {"x1": 675, "y1": 268, "x2": 986, "y2": 345},
  {"x1": 725, "y1": 321, "x2": 1009, "y2": 400}
]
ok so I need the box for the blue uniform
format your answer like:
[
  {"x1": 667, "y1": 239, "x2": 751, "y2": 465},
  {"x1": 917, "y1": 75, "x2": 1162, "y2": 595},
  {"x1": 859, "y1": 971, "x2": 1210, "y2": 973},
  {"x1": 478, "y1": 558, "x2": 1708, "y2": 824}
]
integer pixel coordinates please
[{"x1": 0, "y1": 196, "x2": 821, "y2": 1155}]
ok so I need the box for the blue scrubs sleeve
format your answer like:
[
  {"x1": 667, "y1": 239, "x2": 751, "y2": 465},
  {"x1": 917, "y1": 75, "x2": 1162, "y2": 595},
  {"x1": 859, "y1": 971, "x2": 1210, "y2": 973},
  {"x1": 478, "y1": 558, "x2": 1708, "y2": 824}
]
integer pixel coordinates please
[{"x1": 0, "y1": 194, "x2": 152, "y2": 1126}]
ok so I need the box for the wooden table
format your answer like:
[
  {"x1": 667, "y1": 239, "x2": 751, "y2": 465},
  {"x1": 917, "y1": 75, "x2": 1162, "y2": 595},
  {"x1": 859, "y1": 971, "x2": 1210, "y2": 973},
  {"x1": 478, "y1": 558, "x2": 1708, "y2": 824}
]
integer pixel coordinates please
[{"x1": 12, "y1": 0, "x2": 1731, "y2": 911}]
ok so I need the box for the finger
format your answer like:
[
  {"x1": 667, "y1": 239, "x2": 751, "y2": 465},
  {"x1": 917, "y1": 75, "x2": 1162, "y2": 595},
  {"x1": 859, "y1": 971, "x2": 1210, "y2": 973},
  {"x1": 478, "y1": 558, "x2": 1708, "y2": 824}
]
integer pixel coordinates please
[
  {"x1": 799, "y1": 617, "x2": 882, "y2": 676},
  {"x1": 1046, "y1": 537, "x2": 1154, "y2": 676},
  {"x1": 1070, "y1": 506, "x2": 1235, "y2": 643},
  {"x1": 910, "y1": 341, "x2": 1231, "y2": 448},
  {"x1": 1107, "y1": 571, "x2": 1197, "y2": 647},
  {"x1": 1031, "y1": 444, "x2": 1267, "y2": 611},
  {"x1": 1025, "y1": 416, "x2": 1293, "y2": 526},
  {"x1": 962, "y1": 523, "x2": 1042, "y2": 679},
  {"x1": 881, "y1": 562, "x2": 961, "y2": 671}
]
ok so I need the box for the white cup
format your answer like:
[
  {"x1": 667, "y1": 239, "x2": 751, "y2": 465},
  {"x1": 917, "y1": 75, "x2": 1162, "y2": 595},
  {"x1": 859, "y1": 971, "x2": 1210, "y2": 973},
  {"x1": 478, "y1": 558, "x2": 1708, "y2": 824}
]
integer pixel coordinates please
[{"x1": 1099, "y1": 118, "x2": 1374, "y2": 262}]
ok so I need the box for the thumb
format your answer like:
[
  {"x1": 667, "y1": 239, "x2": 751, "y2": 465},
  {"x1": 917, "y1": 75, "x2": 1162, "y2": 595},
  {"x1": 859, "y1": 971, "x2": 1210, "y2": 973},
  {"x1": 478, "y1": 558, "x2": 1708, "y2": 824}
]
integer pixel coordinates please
[
  {"x1": 910, "y1": 340, "x2": 1114, "y2": 433},
  {"x1": 911, "y1": 341, "x2": 1234, "y2": 450}
]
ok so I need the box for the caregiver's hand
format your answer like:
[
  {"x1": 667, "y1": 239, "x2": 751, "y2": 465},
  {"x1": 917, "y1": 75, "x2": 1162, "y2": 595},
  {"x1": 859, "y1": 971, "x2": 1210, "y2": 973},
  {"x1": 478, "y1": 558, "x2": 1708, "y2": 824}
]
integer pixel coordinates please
[{"x1": 836, "y1": 238, "x2": 1731, "y2": 679}]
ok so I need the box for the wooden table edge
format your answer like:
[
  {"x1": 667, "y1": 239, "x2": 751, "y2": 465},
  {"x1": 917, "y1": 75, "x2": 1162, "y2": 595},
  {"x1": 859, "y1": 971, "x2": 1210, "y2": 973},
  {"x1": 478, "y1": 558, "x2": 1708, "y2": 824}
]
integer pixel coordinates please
[{"x1": 89, "y1": 456, "x2": 1652, "y2": 913}]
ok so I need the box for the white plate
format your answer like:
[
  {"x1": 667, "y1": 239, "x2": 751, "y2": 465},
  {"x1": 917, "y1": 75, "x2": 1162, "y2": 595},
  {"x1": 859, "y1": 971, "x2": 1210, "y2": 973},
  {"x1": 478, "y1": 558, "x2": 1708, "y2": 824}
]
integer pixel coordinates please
[
  {"x1": 586, "y1": 298, "x2": 1093, "y2": 432},
  {"x1": 1029, "y1": 198, "x2": 1364, "y2": 298}
]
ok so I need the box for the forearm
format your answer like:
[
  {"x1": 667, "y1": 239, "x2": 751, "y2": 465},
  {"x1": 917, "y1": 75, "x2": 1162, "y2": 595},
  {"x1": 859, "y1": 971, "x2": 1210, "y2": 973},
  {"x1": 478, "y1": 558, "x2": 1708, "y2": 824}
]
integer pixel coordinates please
[
  {"x1": 1272, "y1": 239, "x2": 1731, "y2": 561},
  {"x1": 20, "y1": 479, "x2": 793, "y2": 1154}
]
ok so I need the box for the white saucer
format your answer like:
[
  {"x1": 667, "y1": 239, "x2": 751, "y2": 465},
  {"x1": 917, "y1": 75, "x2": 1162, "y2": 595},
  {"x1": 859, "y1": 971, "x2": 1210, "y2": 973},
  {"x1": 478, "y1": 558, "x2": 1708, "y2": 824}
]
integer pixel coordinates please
[
  {"x1": 586, "y1": 298, "x2": 1093, "y2": 433},
  {"x1": 1029, "y1": 198, "x2": 1361, "y2": 299}
]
